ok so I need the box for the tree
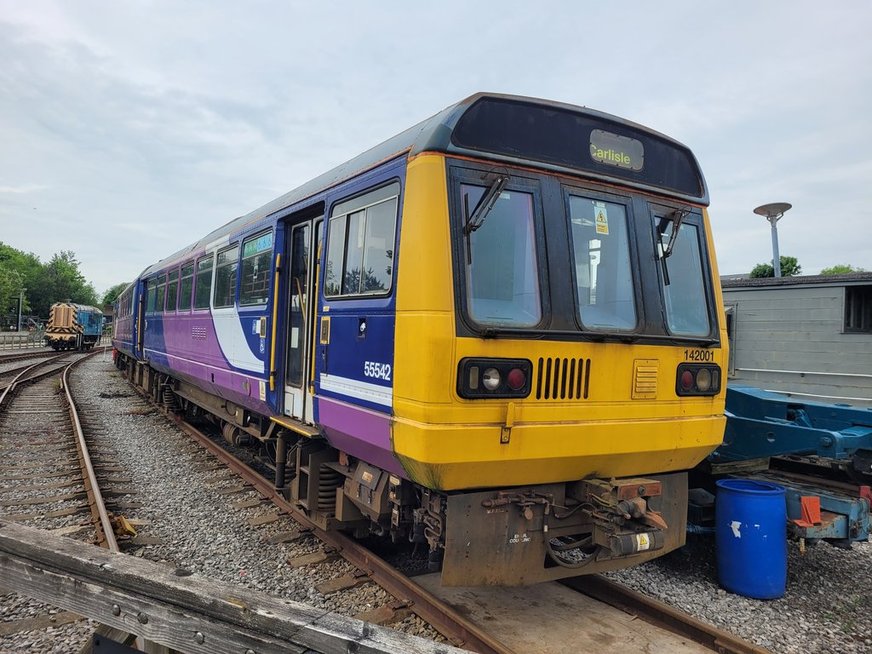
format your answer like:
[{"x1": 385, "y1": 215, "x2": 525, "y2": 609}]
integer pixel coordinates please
[
  {"x1": 0, "y1": 263, "x2": 24, "y2": 318},
  {"x1": 0, "y1": 243, "x2": 101, "y2": 319},
  {"x1": 0, "y1": 243, "x2": 40, "y2": 318},
  {"x1": 0, "y1": 242, "x2": 41, "y2": 308},
  {"x1": 30, "y1": 251, "x2": 99, "y2": 316},
  {"x1": 750, "y1": 256, "x2": 802, "y2": 278},
  {"x1": 820, "y1": 264, "x2": 866, "y2": 275},
  {"x1": 102, "y1": 282, "x2": 129, "y2": 306}
]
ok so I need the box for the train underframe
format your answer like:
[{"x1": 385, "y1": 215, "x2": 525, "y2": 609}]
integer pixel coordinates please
[
  {"x1": 46, "y1": 333, "x2": 101, "y2": 351},
  {"x1": 115, "y1": 352, "x2": 689, "y2": 586}
]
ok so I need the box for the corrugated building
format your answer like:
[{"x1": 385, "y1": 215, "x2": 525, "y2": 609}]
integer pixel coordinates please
[{"x1": 721, "y1": 272, "x2": 872, "y2": 406}]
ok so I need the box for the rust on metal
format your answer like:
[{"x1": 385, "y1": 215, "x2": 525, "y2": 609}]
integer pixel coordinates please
[
  {"x1": 62, "y1": 351, "x2": 120, "y2": 553},
  {"x1": 167, "y1": 411, "x2": 516, "y2": 654}
]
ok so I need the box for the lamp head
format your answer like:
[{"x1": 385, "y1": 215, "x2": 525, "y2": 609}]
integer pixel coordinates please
[{"x1": 754, "y1": 202, "x2": 792, "y2": 220}]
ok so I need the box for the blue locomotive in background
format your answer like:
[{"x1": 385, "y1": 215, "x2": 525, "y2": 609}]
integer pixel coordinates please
[{"x1": 44, "y1": 302, "x2": 104, "y2": 350}]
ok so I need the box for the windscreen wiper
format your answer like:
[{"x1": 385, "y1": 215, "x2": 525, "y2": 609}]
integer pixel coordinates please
[
  {"x1": 463, "y1": 176, "x2": 508, "y2": 265},
  {"x1": 656, "y1": 208, "x2": 688, "y2": 286}
]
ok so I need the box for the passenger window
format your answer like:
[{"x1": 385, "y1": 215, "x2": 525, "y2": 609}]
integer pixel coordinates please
[
  {"x1": 165, "y1": 270, "x2": 179, "y2": 312},
  {"x1": 568, "y1": 195, "x2": 637, "y2": 331},
  {"x1": 240, "y1": 231, "x2": 273, "y2": 305},
  {"x1": 155, "y1": 275, "x2": 166, "y2": 314},
  {"x1": 213, "y1": 245, "x2": 240, "y2": 308},
  {"x1": 325, "y1": 183, "x2": 399, "y2": 297},
  {"x1": 194, "y1": 255, "x2": 214, "y2": 310},
  {"x1": 179, "y1": 263, "x2": 194, "y2": 311}
]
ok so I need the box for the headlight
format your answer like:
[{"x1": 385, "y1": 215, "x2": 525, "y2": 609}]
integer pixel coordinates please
[
  {"x1": 482, "y1": 368, "x2": 501, "y2": 391},
  {"x1": 457, "y1": 358, "x2": 532, "y2": 399}
]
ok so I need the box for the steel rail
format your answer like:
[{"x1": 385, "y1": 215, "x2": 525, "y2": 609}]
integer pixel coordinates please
[
  {"x1": 62, "y1": 348, "x2": 119, "y2": 553},
  {"x1": 562, "y1": 575, "x2": 771, "y2": 654},
  {"x1": 0, "y1": 352, "x2": 76, "y2": 408},
  {"x1": 760, "y1": 466, "x2": 872, "y2": 500},
  {"x1": 166, "y1": 411, "x2": 514, "y2": 654},
  {"x1": 0, "y1": 350, "x2": 56, "y2": 364}
]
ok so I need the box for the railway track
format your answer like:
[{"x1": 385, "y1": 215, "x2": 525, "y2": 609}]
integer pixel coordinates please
[
  {"x1": 158, "y1": 405, "x2": 507, "y2": 654},
  {"x1": 0, "y1": 351, "x2": 74, "y2": 395},
  {"x1": 562, "y1": 576, "x2": 769, "y2": 654},
  {"x1": 0, "y1": 356, "x2": 772, "y2": 653},
  {"x1": 126, "y1": 378, "x2": 769, "y2": 654},
  {"x1": 0, "y1": 348, "x2": 56, "y2": 366},
  {"x1": 0, "y1": 347, "x2": 132, "y2": 645},
  {"x1": 0, "y1": 348, "x2": 127, "y2": 542}
]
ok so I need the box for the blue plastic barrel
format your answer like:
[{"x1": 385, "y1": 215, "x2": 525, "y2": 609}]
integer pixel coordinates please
[{"x1": 715, "y1": 479, "x2": 787, "y2": 599}]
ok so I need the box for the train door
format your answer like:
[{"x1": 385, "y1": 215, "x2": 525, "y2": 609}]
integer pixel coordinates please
[
  {"x1": 134, "y1": 278, "x2": 147, "y2": 359},
  {"x1": 283, "y1": 217, "x2": 322, "y2": 422}
]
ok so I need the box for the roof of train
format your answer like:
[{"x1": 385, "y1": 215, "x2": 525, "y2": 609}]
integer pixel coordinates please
[
  {"x1": 51, "y1": 301, "x2": 104, "y2": 314},
  {"x1": 139, "y1": 92, "x2": 706, "y2": 278}
]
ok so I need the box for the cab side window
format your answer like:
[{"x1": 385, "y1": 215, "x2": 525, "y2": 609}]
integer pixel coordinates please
[{"x1": 325, "y1": 183, "x2": 399, "y2": 298}]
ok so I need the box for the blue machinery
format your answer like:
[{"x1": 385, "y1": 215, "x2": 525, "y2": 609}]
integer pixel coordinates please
[{"x1": 701, "y1": 385, "x2": 872, "y2": 546}]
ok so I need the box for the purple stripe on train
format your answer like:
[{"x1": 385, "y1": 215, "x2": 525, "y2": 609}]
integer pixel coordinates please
[
  {"x1": 149, "y1": 313, "x2": 272, "y2": 416},
  {"x1": 317, "y1": 396, "x2": 404, "y2": 477}
]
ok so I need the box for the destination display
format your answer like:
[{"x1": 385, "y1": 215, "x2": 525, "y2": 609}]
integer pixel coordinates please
[
  {"x1": 451, "y1": 97, "x2": 705, "y2": 200},
  {"x1": 589, "y1": 129, "x2": 644, "y2": 171}
]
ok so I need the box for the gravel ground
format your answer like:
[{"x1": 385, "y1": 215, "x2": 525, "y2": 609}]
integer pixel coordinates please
[
  {"x1": 3, "y1": 355, "x2": 871, "y2": 653},
  {"x1": 1, "y1": 356, "x2": 442, "y2": 652},
  {"x1": 0, "y1": 594, "x2": 99, "y2": 653},
  {"x1": 608, "y1": 533, "x2": 872, "y2": 653}
]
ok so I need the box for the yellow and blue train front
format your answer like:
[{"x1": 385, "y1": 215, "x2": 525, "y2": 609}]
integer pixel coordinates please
[
  {"x1": 394, "y1": 154, "x2": 724, "y2": 583},
  {"x1": 390, "y1": 154, "x2": 726, "y2": 486},
  {"x1": 313, "y1": 98, "x2": 728, "y2": 584}
]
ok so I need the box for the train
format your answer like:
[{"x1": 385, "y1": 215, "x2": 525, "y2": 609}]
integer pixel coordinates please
[
  {"x1": 45, "y1": 302, "x2": 104, "y2": 350},
  {"x1": 112, "y1": 93, "x2": 728, "y2": 586}
]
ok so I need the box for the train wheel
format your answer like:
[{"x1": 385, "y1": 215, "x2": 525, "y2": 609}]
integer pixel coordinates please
[{"x1": 222, "y1": 421, "x2": 241, "y2": 446}]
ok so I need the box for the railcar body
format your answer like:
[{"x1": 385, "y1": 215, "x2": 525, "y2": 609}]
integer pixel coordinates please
[
  {"x1": 45, "y1": 302, "x2": 104, "y2": 350},
  {"x1": 113, "y1": 93, "x2": 728, "y2": 585}
]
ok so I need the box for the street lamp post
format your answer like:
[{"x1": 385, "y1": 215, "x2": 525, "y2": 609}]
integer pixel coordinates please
[
  {"x1": 753, "y1": 202, "x2": 792, "y2": 277},
  {"x1": 16, "y1": 289, "x2": 24, "y2": 332}
]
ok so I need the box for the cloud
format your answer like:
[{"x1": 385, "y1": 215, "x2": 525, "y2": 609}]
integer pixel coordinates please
[
  {"x1": 0, "y1": 184, "x2": 47, "y2": 194},
  {"x1": 1, "y1": 0, "x2": 871, "y2": 291}
]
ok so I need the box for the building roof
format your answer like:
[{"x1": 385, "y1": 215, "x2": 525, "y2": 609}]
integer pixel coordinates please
[{"x1": 721, "y1": 272, "x2": 872, "y2": 289}]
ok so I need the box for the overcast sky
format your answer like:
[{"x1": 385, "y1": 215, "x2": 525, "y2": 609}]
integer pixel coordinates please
[{"x1": 1, "y1": 2, "x2": 870, "y2": 295}]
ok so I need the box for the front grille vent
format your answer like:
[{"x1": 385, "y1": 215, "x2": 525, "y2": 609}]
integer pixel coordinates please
[
  {"x1": 632, "y1": 360, "x2": 658, "y2": 399},
  {"x1": 535, "y1": 357, "x2": 590, "y2": 400}
]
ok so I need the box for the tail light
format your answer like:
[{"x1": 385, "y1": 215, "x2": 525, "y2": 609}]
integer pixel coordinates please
[
  {"x1": 675, "y1": 363, "x2": 721, "y2": 396},
  {"x1": 458, "y1": 358, "x2": 532, "y2": 399}
]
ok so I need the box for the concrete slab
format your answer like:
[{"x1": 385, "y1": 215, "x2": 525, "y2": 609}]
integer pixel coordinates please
[{"x1": 415, "y1": 574, "x2": 709, "y2": 654}]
